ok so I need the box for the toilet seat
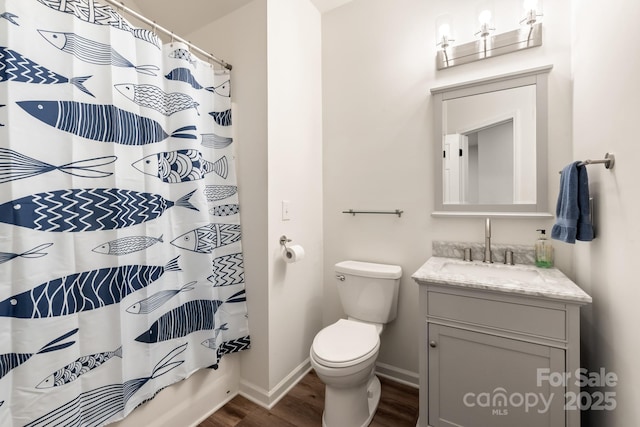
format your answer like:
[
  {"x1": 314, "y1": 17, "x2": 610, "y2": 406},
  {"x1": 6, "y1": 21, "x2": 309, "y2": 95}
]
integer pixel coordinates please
[{"x1": 312, "y1": 319, "x2": 380, "y2": 368}]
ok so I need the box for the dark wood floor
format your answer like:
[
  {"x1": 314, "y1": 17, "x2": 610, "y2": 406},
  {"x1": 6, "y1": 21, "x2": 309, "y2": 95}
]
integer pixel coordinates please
[{"x1": 198, "y1": 370, "x2": 419, "y2": 427}]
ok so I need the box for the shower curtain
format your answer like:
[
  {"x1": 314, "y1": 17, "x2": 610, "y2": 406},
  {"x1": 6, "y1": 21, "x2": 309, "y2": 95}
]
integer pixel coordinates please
[{"x1": 0, "y1": 1, "x2": 250, "y2": 425}]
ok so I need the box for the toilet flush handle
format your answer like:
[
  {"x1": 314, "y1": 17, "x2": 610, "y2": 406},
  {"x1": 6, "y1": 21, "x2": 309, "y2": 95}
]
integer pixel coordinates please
[{"x1": 336, "y1": 274, "x2": 346, "y2": 281}]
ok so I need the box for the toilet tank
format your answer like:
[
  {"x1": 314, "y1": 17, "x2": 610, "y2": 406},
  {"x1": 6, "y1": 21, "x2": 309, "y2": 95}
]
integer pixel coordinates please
[{"x1": 335, "y1": 260, "x2": 402, "y2": 324}]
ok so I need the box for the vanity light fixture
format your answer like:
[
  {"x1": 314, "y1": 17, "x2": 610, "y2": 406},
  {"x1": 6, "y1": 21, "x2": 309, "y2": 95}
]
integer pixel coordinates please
[{"x1": 436, "y1": 0, "x2": 543, "y2": 70}]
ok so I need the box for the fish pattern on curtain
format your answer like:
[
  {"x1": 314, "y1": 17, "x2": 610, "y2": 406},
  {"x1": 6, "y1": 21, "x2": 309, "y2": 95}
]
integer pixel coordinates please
[{"x1": 0, "y1": 1, "x2": 250, "y2": 425}]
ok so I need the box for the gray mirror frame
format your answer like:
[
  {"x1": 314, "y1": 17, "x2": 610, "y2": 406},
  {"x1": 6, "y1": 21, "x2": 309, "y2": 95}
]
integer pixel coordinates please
[{"x1": 431, "y1": 65, "x2": 553, "y2": 218}]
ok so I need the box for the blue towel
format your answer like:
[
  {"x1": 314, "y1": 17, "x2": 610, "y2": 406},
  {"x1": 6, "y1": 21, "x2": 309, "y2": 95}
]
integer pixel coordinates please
[{"x1": 551, "y1": 162, "x2": 594, "y2": 243}]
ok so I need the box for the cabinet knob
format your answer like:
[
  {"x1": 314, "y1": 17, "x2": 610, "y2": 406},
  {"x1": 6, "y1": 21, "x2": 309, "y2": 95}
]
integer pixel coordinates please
[{"x1": 429, "y1": 341, "x2": 437, "y2": 348}]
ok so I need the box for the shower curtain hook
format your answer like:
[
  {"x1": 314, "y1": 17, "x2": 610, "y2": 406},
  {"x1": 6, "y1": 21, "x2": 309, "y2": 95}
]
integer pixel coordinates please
[{"x1": 170, "y1": 32, "x2": 174, "y2": 47}]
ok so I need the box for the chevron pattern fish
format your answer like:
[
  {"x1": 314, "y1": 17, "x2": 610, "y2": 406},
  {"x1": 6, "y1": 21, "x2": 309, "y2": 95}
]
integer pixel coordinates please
[
  {"x1": 132, "y1": 150, "x2": 228, "y2": 183},
  {"x1": 36, "y1": 346, "x2": 123, "y2": 389},
  {"x1": 204, "y1": 185, "x2": 237, "y2": 202},
  {"x1": 38, "y1": 30, "x2": 160, "y2": 75},
  {"x1": 0, "y1": 188, "x2": 198, "y2": 232},
  {"x1": 209, "y1": 336, "x2": 251, "y2": 369},
  {"x1": 17, "y1": 100, "x2": 197, "y2": 145},
  {"x1": 0, "y1": 329, "x2": 78, "y2": 380},
  {"x1": 201, "y1": 133, "x2": 233, "y2": 149},
  {"x1": 92, "y1": 235, "x2": 164, "y2": 256},
  {"x1": 170, "y1": 224, "x2": 242, "y2": 254},
  {"x1": 25, "y1": 344, "x2": 186, "y2": 427},
  {"x1": 115, "y1": 83, "x2": 200, "y2": 116},
  {"x1": 35, "y1": 0, "x2": 161, "y2": 48},
  {"x1": 0, "y1": 47, "x2": 94, "y2": 96},
  {"x1": 169, "y1": 48, "x2": 197, "y2": 65},
  {"x1": 0, "y1": 257, "x2": 181, "y2": 319},
  {"x1": 165, "y1": 67, "x2": 215, "y2": 91},
  {"x1": 209, "y1": 204, "x2": 239, "y2": 217},
  {"x1": 208, "y1": 253, "x2": 244, "y2": 287},
  {"x1": 209, "y1": 109, "x2": 232, "y2": 126},
  {"x1": 126, "y1": 282, "x2": 196, "y2": 314},
  {"x1": 0, "y1": 243, "x2": 53, "y2": 265},
  {"x1": 134, "y1": 291, "x2": 247, "y2": 343}
]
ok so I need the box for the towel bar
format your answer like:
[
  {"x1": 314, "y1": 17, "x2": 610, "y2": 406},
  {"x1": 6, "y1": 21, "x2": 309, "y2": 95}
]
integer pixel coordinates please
[
  {"x1": 559, "y1": 153, "x2": 614, "y2": 173},
  {"x1": 342, "y1": 209, "x2": 404, "y2": 218}
]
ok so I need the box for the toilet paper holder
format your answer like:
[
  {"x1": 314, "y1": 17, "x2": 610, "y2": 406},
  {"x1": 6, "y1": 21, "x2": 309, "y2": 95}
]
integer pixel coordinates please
[
  {"x1": 280, "y1": 235, "x2": 305, "y2": 263},
  {"x1": 279, "y1": 235, "x2": 292, "y2": 247}
]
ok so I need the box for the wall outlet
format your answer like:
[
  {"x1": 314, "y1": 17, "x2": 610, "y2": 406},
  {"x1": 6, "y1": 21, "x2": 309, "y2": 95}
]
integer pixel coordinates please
[{"x1": 281, "y1": 200, "x2": 291, "y2": 221}]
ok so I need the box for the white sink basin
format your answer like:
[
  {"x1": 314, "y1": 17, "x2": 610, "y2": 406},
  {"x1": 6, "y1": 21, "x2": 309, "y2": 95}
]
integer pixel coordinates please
[{"x1": 439, "y1": 261, "x2": 541, "y2": 282}]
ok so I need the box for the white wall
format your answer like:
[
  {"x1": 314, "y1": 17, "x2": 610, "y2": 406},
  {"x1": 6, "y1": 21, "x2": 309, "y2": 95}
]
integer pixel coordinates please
[
  {"x1": 572, "y1": 0, "x2": 640, "y2": 425},
  {"x1": 322, "y1": 0, "x2": 575, "y2": 382},
  {"x1": 266, "y1": 0, "x2": 324, "y2": 393}
]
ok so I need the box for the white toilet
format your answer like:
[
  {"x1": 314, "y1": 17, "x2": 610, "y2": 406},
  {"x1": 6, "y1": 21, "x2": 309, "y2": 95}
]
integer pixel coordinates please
[{"x1": 310, "y1": 260, "x2": 402, "y2": 427}]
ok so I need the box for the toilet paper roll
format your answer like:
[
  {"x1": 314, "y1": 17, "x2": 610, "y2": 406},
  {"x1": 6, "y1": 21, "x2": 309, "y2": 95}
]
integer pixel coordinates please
[{"x1": 283, "y1": 245, "x2": 305, "y2": 263}]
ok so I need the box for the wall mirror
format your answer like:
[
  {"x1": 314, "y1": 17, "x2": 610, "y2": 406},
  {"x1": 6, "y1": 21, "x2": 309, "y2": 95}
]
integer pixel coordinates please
[{"x1": 431, "y1": 65, "x2": 553, "y2": 217}]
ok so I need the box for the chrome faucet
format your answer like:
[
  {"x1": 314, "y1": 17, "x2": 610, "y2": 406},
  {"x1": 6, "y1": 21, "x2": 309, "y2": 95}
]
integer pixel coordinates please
[{"x1": 483, "y1": 218, "x2": 493, "y2": 263}]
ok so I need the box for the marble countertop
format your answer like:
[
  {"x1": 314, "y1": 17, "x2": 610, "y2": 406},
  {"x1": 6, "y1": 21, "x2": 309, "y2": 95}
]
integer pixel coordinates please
[{"x1": 412, "y1": 257, "x2": 592, "y2": 304}]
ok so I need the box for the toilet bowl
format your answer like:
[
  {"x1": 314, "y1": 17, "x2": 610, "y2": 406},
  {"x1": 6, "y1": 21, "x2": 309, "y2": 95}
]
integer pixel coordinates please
[
  {"x1": 311, "y1": 260, "x2": 402, "y2": 427},
  {"x1": 310, "y1": 319, "x2": 381, "y2": 427}
]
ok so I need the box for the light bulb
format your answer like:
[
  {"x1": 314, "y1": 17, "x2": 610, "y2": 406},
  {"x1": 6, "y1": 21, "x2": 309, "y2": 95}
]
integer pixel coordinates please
[
  {"x1": 438, "y1": 23, "x2": 451, "y2": 40},
  {"x1": 435, "y1": 14, "x2": 454, "y2": 48},
  {"x1": 523, "y1": 0, "x2": 538, "y2": 12},
  {"x1": 478, "y1": 9, "x2": 492, "y2": 25}
]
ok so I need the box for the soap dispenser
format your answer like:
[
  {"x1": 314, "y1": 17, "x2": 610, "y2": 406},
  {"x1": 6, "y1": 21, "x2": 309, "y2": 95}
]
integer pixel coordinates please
[{"x1": 535, "y1": 229, "x2": 554, "y2": 268}]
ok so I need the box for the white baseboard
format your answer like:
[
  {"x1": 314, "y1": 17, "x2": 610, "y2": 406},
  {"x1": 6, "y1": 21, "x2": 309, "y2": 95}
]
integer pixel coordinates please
[
  {"x1": 375, "y1": 361, "x2": 420, "y2": 388},
  {"x1": 239, "y1": 358, "x2": 312, "y2": 409},
  {"x1": 239, "y1": 360, "x2": 416, "y2": 412}
]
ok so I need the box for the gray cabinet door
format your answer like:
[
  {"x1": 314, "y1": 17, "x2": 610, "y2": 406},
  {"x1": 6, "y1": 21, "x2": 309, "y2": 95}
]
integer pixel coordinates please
[{"x1": 428, "y1": 324, "x2": 565, "y2": 427}]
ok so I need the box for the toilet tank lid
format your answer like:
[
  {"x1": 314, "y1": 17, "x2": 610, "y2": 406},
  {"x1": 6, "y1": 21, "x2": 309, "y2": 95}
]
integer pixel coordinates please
[{"x1": 335, "y1": 260, "x2": 402, "y2": 279}]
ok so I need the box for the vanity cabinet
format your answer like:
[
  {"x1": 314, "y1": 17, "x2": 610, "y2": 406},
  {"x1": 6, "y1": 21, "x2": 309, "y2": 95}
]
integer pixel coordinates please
[{"x1": 413, "y1": 258, "x2": 591, "y2": 427}]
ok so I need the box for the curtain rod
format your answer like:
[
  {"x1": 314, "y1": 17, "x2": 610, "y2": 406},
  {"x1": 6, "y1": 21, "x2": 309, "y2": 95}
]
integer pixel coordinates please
[{"x1": 101, "y1": 0, "x2": 232, "y2": 70}]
